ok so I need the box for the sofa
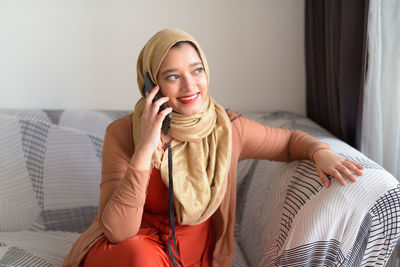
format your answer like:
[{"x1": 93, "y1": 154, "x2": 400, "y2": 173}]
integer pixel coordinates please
[{"x1": 0, "y1": 109, "x2": 399, "y2": 267}]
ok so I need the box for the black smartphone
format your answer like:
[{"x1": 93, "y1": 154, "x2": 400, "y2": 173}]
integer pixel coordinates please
[{"x1": 142, "y1": 72, "x2": 171, "y2": 135}]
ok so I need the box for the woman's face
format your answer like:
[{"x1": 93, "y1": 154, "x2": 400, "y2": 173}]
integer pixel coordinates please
[{"x1": 156, "y1": 43, "x2": 208, "y2": 116}]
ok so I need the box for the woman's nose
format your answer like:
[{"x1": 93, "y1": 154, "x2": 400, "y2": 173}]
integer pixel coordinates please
[{"x1": 181, "y1": 74, "x2": 196, "y2": 91}]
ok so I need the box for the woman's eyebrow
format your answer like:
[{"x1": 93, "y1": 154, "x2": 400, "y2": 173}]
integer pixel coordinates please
[
  {"x1": 161, "y1": 68, "x2": 178, "y2": 76},
  {"x1": 190, "y1": 62, "x2": 203, "y2": 67},
  {"x1": 161, "y1": 62, "x2": 203, "y2": 76}
]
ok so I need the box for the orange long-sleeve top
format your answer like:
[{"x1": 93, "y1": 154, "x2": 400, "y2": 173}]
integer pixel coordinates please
[{"x1": 63, "y1": 111, "x2": 330, "y2": 267}]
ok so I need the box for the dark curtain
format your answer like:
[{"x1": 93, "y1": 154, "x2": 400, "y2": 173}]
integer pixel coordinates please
[{"x1": 305, "y1": 0, "x2": 369, "y2": 149}]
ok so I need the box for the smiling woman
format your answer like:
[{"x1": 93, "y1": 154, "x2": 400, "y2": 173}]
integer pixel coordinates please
[
  {"x1": 156, "y1": 41, "x2": 208, "y2": 116},
  {"x1": 62, "y1": 28, "x2": 364, "y2": 267}
]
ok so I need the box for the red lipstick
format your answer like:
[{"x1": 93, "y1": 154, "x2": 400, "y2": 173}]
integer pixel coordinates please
[{"x1": 177, "y1": 93, "x2": 199, "y2": 104}]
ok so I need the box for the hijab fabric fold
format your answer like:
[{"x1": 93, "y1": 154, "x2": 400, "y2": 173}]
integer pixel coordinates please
[{"x1": 133, "y1": 28, "x2": 232, "y2": 225}]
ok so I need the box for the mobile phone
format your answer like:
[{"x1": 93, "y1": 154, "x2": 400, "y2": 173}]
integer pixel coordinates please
[{"x1": 142, "y1": 72, "x2": 171, "y2": 135}]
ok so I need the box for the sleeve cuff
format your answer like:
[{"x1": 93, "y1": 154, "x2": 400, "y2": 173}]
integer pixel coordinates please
[{"x1": 310, "y1": 145, "x2": 331, "y2": 163}]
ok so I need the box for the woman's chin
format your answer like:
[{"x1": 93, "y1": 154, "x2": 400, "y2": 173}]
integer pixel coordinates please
[{"x1": 173, "y1": 103, "x2": 202, "y2": 116}]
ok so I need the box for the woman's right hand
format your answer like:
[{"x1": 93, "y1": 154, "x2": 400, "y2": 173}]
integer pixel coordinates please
[{"x1": 130, "y1": 85, "x2": 173, "y2": 170}]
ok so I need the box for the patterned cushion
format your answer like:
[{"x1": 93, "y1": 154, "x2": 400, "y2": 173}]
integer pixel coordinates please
[
  {"x1": 0, "y1": 231, "x2": 80, "y2": 266},
  {"x1": 0, "y1": 115, "x2": 41, "y2": 231},
  {"x1": 0, "y1": 110, "x2": 130, "y2": 233}
]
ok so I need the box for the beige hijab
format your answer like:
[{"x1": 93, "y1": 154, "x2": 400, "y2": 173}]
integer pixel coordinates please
[{"x1": 133, "y1": 28, "x2": 232, "y2": 225}]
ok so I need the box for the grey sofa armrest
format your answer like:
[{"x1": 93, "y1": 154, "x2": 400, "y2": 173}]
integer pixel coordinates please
[{"x1": 234, "y1": 111, "x2": 400, "y2": 267}]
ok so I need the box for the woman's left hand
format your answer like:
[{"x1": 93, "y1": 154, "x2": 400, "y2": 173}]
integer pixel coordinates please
[{"x1": 313, "y1": 149, "x2": 364, "y2": 187}]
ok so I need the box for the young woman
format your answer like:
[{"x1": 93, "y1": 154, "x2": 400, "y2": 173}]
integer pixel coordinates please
[{"x1": 63, "y1": 28, "x2": 363, "y2": 267}]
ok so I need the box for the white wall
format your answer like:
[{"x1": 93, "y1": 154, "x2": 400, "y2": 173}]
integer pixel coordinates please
[{"x1": 0, "y1": 0, "x2": 305, "y2": 114}]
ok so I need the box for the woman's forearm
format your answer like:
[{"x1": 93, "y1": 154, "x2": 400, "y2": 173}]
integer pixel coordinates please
[{"x1": 98, "y1": 165, "x2": 152, "y2": 243}]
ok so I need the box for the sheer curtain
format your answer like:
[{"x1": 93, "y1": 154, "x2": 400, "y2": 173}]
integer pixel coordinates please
[{"x1": 361, "y1": 0, "x2": 400, "y2": 180}]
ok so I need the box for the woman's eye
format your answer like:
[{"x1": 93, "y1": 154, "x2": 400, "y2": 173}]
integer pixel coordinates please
[
  {"x1": 194, "y1": 67, "x2": 204, "y2": 74},
  {"x1": 167, "y1": 74, "x2": 178, "y2": 81}
]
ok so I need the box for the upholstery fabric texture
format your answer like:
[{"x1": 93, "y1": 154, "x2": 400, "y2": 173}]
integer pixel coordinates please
[{"x1": 0, "y1": 109, "x2": 399, "y2": 267}]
